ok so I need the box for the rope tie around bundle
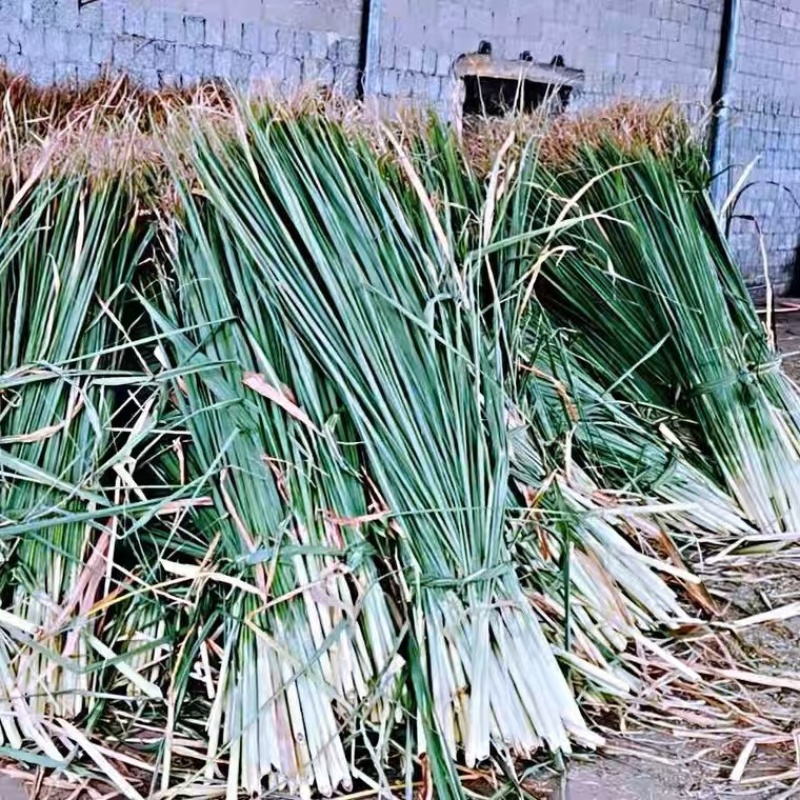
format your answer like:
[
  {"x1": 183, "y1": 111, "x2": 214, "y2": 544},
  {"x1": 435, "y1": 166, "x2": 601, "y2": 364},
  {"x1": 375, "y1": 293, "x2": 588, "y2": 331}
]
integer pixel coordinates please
[{"x1": 688, "y1": 358, "x2": 782, "y2": 399}]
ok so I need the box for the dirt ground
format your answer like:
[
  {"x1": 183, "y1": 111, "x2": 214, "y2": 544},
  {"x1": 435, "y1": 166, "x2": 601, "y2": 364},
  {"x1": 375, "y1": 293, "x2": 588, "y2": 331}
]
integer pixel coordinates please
[
  {"x1": 561, "y1": 563, "x2": 800, "y2": 799},
  {"x1": 5, "y1": 307, "x2": 800, "y2": 800}
]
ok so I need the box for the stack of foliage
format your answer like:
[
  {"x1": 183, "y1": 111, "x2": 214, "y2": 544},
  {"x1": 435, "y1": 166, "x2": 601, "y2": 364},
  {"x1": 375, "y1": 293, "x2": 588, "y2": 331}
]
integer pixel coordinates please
[
  {"x1": 523, "y1": 141, "x2": 800, "y2": 534},
  {"x1": 1, "y1": 84, "x2": 795, "y2": 799}
]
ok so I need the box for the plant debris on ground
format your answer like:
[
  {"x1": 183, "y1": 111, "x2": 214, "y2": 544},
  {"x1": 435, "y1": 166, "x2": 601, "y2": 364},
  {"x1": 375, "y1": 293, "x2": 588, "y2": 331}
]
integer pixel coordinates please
[{"x1": 1, "y1": 72, "x2": 800, "y2": 800}]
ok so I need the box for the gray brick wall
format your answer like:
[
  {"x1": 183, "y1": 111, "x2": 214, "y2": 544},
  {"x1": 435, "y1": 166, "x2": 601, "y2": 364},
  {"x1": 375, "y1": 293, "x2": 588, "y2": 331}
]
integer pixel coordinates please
[
  {"x1": 724, "y1": 0, "x2": 800, "y2": 292},
  {"x1": 376, "y1": 0, "x2": 721, "y2": 116},
  {"x1": 1, "y1": 0, "x2": 798, "y2": 289},
  {"x1": 0, "y1": 0, "x2": 362, "y2": 92}
]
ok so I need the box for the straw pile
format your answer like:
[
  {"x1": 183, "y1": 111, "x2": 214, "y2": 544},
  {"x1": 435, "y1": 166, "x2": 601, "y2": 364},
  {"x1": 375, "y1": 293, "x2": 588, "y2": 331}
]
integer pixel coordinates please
[{"x1": 0, "y1": 73, "x2": 797, "y2": 799}]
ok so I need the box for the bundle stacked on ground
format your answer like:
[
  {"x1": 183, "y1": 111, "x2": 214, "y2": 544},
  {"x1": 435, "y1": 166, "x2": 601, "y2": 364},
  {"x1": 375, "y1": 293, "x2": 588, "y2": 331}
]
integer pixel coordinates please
[
  {"x1": 523, "y1": 143, "x2": 800, "y2": 534},
  {"x1": 147, "y1": 194, "x2": 400, "y2": 796},
  {"x1": 167, "y1": 112, "x2": 598, "y2": 794},
  {"x1": 0, "y1": 164, "x2": 153, "y2": 757},
  {"x1": 0, "y1": 84, "x2": 795, "y2": 800}
]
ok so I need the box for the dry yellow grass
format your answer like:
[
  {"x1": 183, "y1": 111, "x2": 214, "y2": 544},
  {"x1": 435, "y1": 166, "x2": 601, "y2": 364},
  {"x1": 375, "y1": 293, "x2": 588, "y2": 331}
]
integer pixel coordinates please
[{"x1": 1, "y1": 66, "x2": 705, "y2": 187}]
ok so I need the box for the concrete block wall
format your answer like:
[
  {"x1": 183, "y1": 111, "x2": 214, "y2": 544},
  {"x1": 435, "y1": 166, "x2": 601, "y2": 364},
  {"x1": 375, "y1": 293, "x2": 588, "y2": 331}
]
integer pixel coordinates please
[
  {"x1": 0, "y1": 0, "x2": 798, "y2": 289},
  {"x1": 377, "y1": 0, "x2": 722, "y2": 117},
  {"x1": 725, "y1": 0, "x2": 800, "y2": 292},
  {"x1": 0, "y1": 0, "x2": 362, "y2": 93},
  {"x1": 373, "y1": 0, "x2": 797, "y2": 289}
]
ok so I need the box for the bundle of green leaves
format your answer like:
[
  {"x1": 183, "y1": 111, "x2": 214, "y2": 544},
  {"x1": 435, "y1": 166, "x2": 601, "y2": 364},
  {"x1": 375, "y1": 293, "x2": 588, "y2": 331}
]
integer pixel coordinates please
[
  {"x1": 0, "y1": 170, "x2": 150, "y2": 757},
  {"x1": 513, "y1": 142, "x2": 800, "y2": 534}
]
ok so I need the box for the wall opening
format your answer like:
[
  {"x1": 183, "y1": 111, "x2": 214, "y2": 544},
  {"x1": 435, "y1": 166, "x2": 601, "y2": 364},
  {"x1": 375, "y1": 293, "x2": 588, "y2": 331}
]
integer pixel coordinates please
[
  {"x1": 455, "y1": 47, "x2": 583, "y2": 120},
  {"x1": 461, "y1": 76, "x2": 573, "y2": 116}
]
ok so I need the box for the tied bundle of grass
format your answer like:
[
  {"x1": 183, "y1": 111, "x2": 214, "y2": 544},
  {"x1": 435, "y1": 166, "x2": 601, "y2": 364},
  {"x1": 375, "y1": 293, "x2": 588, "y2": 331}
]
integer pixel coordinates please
[
  {"x1": 145, "y1": 199, "x2": 399, "y2": 798},
  {"x1": 508, "y1": 346, "x2": 727, "y2": 644},
  {"x1": 516, "y1": 326, "x2": 753, "y2": 544},
  {"x1": 511, "y1": 141, "x2": 800, "y2": 535},
  {"x1": 389, "y1": 122, "x2": 731, "y2": 729},
  {"x1": 177, "y1": 105, "x2": 606, "y2": 794},
  {"x1": 0, "y1": 165, "x2": 149, "y2": 756},
  {"x1": 392, "y1": 124, "x2": 700, "y2": 655}
]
